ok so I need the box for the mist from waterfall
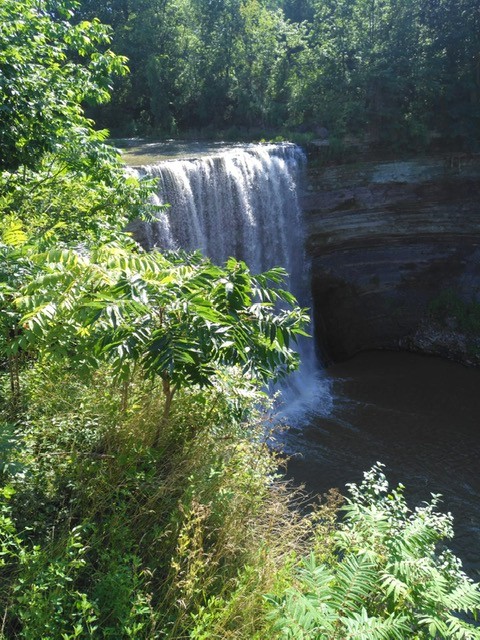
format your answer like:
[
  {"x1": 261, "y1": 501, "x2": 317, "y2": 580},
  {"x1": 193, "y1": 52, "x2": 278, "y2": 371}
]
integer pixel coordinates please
[{"x1": 132, "y1": 142, "x2": 332, "y2": 419}]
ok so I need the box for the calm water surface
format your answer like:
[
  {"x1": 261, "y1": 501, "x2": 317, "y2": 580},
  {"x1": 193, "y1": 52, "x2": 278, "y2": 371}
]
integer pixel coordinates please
[
  {"x1": 284, "y1": 350, "x2": 480, "y2": 577},
  {"x1": 114, "y1": 138, "x2": 257, "y2": 166}
]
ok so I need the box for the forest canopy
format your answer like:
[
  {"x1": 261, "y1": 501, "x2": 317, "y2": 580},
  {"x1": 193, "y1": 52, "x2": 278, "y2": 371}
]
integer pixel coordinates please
[{"x1": 77, "y1": 0, "x2": 480, "y2": 151}]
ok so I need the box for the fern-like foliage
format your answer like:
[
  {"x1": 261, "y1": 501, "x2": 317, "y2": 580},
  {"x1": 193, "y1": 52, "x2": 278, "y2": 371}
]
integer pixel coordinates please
[
  {"x1": 13, "y1": 241, "x2": 308, "y2": 387},
  {"x1": 342, "y1": 608, "x2": 410, "y2": 640},
  {"x1": 267, "y1": 464, "x2": 480, "y2": 639}
]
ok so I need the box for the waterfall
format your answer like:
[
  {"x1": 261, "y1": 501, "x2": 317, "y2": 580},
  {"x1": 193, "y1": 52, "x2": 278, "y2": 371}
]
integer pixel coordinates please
[{"x1": 132, "y1": 142, "x2": 331, "y2": 418}]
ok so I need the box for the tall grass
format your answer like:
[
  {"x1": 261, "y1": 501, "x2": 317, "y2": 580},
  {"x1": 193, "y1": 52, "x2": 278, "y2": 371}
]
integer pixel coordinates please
[
  {"x1": 0, "y1": 361, "x2": 328, "y2": 639},
  {"x1": 2, "y1": 360, "x2": 478, "y2": 639}
]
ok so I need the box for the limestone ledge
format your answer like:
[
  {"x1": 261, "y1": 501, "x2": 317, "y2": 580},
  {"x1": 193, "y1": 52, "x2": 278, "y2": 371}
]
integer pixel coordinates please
[{"x1": 303, "y1": 154, "x2": 480, "y2": 364}]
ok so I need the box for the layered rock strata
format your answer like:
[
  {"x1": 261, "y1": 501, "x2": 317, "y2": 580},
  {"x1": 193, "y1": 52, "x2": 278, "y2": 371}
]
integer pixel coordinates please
[{"x1": 303, "y1": 155, "x2": 480, "y2": 364}]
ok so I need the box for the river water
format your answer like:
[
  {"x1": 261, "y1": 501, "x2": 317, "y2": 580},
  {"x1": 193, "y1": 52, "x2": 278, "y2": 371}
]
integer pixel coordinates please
[{"x1": 284, "y1": 349, "x2": 480, "y2": 578}]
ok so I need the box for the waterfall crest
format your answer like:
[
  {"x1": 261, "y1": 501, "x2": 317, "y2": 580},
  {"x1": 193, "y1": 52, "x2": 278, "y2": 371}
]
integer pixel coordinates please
[
  {"x1": 136, "y1": 144, "x2": 304, "y2": 289},
  {"x1": 132, "y1": 142, "x2": 331, "y2": 417}
]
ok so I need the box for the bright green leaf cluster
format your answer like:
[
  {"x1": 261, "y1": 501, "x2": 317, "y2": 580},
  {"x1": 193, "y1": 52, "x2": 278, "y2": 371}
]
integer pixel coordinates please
[
  {"x1": 12, "y1": 239, "x2": 308, "y2": 392},
  {"x1": 0, "y1": 0, "x2": 128, "y2": 173},
  {"x1": 0, "y1": 0, "x2": 153, "y2": 247},
  {"x1": 267, "y1": 463, "x2": 480, "y2": 639}
]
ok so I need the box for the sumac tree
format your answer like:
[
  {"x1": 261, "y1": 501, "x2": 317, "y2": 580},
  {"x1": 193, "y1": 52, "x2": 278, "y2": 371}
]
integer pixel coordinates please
[{"x1": 14, "y1": 239, "x2": 308, "y2": 444}]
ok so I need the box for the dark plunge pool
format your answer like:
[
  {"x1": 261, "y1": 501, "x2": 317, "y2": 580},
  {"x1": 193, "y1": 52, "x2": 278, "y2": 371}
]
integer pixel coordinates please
[{"x1": 284, "y1": 350, "x2": 480, "y2": 578}]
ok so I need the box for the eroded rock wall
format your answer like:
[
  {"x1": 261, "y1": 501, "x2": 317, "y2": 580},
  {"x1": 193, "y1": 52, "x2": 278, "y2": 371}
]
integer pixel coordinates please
[{"x1": 303, "y1": 155, "x2": 480, "y2": 364}]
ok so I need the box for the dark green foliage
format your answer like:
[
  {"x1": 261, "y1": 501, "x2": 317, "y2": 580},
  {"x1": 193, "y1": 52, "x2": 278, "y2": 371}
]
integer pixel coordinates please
[
  {"x1": 77, "y1": 0, "x2": 480, "y2": 150},
  {"x1": 77, "y1": 0, "x2": 305, "y2": 135},
  {"x1": 429, "y1": 290, "x2": 480, "y2": 335}
]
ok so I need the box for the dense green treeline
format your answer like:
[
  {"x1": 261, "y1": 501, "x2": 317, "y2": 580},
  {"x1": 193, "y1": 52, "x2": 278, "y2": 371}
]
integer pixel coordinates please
[
  {"x1": 2, "y1": 1, "x2": 480, "y2": 638},
  {"x1": 78, "y1": 0, "x2": 480, "y2": 151}
]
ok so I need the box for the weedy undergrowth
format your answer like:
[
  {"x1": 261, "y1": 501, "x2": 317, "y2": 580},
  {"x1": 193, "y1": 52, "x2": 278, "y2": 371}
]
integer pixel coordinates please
[{"x1": 0, "y1": 364, "x2": 326, "y2": 639}]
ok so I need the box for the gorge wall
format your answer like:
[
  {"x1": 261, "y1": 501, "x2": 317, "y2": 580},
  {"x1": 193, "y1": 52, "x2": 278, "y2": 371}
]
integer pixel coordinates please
[{"x1": 303, "y1": 154, "x2": 480, "y2": 365}]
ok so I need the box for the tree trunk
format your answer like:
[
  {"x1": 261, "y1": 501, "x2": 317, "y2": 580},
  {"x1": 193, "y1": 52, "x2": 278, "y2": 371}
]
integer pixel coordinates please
[
  {"x1": 121, "y1": 376, "x2": 130, "y2": 414},
  {"x1": 152, "y1": 375, "x2": 176, "y2": 448}
]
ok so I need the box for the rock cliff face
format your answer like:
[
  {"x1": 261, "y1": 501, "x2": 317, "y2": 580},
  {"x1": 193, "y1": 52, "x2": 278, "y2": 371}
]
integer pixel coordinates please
[{"x1": 302, "y1": 155, "x2": 480, "y2": 365}]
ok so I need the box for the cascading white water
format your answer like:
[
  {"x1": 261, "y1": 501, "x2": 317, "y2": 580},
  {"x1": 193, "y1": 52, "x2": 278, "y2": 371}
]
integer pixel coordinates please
[{"x1": 132, "y1": 142, "x2": 331, "y2": 418}]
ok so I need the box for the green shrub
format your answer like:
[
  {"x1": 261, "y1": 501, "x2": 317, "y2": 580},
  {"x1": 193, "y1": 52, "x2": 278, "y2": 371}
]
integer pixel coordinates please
[
  {"x1": 1, "y1": 360, "x2": 323, "y2": 639},
  {"x1": 1, "y1": 489, "x2": 99, "y2": 640},
  {"x1": 429, "y1": 290, "x2": 480, "y2": 334},
  {"x1": 267, "y1": 463, "x2": 480, "y2": 640}
]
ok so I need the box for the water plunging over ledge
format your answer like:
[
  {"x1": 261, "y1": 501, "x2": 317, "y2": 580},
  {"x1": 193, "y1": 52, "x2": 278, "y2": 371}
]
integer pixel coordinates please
[
  {"x1": 131, "y1": 143, "x2": 304, "y2": 275},
  {"x1": 128, "y1": 142, "x2": 330, "y2": 414}
]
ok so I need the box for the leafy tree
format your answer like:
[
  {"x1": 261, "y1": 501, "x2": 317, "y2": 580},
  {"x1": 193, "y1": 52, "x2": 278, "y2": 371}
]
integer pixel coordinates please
[
  {"x1": 420, "y1": 0, "x2": 480, "y2": 147},
  {"x1": 75, "y1": 0, "x2": 480, "y2": 149},
  {"x1": 0, "y1": 0, "x2": 153, "y2": 412},
  {"x1": 0, "y1": 0, "x2": 152, "y2": 247},
  {"x1": 76, "y1": 0, "x2": 202, "y2": 134},
  {"x1": 11, "y1": 238, "x2": 308, "y2": 444},
  {"x1": 235, "y1": 0, "x2": 307, "y2": 128},
  {"x1": 0, "y1": 0, "x2": 127, "y2": 173}
]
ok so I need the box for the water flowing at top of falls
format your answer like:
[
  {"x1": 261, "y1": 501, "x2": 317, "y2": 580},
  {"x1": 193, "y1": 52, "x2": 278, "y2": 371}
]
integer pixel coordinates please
[
  {"x1": 131, "y1": 142, "x2": 332, "y2": 418},
  {"x1": 135, "y1": 143, "x2": 305, "y2": 291}
]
